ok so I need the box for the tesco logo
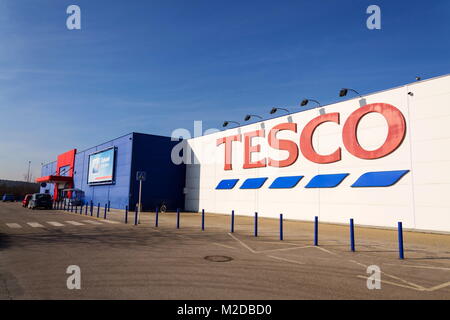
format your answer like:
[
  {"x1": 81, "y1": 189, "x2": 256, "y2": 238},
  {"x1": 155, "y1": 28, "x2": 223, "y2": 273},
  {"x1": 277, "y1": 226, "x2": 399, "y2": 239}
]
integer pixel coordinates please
[{"x1": 217, "y1": 103, "x2": 406, "y2": 171}]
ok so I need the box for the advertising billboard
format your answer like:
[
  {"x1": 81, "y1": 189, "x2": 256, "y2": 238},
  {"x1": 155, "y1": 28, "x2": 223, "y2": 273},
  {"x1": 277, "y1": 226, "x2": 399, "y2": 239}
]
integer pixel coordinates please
[{"x1": 87, "y1": 147, "x2": 115, "y2": 185}]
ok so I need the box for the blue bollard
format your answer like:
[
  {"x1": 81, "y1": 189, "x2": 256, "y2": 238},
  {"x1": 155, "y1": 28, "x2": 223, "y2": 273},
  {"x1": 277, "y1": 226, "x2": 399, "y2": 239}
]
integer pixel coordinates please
[
  {"x1": 134, "y1": 206, "x2": 138, "y2": 225},
  {"x1": 254, "y1": 212, "x2": 258, "y2": 237},
  {"x1": 125, "y1": 205, "x2": 128, "y2": 224},
  {"x1": 108, "y1": 200, "x2": 110, "y2": 212},
  {"x1": 104, "y1": 204, "x2": 107, "y2": 219},
  {"x1": 314, "y1": 216, "x2": 319, "y2": 246},
  {"x1": 201, "y1": 209, "x2": 205, "y2": 231},
  {"x1": 350, "y1": 218, "x2": 355, "y2": 252},
  {"x1": 90, "y1": 203, "x2": 93, "y2": 216},
  {"x1": 231, "y1": 210, "x2": 235, "y2": 233},
  {"x1": 280, "y1": 214, "x2": 283, "y2": 241},
  {"x1": 176, "y1": 208, "x2": 180, "y2": 229},
  {"x1": 398, "y1": 222, "x2": 404, "y2": 259},
  {"x1": 97, "y1": 203, "x2": 100, "y2": 218},
  {"x1": 85, "y1": 204, "x2": 88, "y2": 215},
  {"x1": 155, "y1": 207, "x2": 159, "y2": 227}
]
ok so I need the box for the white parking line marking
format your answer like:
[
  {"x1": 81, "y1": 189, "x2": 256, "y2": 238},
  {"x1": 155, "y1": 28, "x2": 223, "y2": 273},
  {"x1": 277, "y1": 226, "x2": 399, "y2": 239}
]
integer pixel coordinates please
[
  {"x1": 82, "y1": 220, "x2": 103, "y2": 225},
  {"x1": 383, "y1": 263, "x2": 450, "y2": 271},
  {"x1": 228, "y1": 233, "x2": 257, "y2": 253},
  {"x1": 47, "y1": 222, "x2": 64, "y2": 227},
  {"x1": 315, "y1": 246, "x2": 338, "y2": 255},
  {"x1": 267, "y1": 255, "x2": 305, "y2": 265},
  {"x1": 260, "y1": 241, "x2": 305, "y2": 246},
  {"x1": 6, "y1": 223, "x2": 21, "y2": 229},
  {"x1": 427, "y1": 281, "x2": 450, "y2": 292},
  {"x1": 357, "y1": 275, "x2": 450, "y2": 292},
  {"x1": 356, "y1": 275, "x2": 424, "y2": 291},
  {"x1": 27, "y1": 222, "x2": 44, "y2": 228},
  {"x1": 213, "y1": 242, "x2": 237, "y2": 250},
  {"x1": 258, "y1": 245, "x2": 313, "y2": 254},
  {"x1": 65, "y1": 221, "x2": 84, "y2": 226},
  {"x1": 350, "y1": 260, "x2": 425, "y2": 290},
  {"x1": 102, "y1": 220, "x2": 120, "y2": 224}
]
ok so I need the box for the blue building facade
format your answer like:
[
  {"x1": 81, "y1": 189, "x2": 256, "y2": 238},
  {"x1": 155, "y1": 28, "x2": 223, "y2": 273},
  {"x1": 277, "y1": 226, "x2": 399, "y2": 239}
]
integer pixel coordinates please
[{"x1": 39, "y1": 132, "x2": 185, "y2": 211}]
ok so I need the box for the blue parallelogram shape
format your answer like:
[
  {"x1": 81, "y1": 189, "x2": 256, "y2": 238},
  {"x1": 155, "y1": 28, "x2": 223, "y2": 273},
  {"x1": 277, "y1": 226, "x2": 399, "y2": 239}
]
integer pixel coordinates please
[
  {"x1": 269, "y1": 176, "x2": 304, "y2": 189},
  {"x1": 240, "y1": 177, "x2": 268, "y2": 189},
  {"x1": 216, "y1": 179, "x2": 239, "y2": 190},
  {"x1": 351, "y1": 170, "x2": 410, "y2": 188},
  {"x1": 305, "y1": 173, "x2": 349, "y2": 188}
]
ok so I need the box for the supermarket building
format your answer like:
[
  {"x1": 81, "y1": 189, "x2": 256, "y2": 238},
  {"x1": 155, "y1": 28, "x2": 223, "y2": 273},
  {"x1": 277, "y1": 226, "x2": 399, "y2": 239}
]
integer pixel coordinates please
[{"x1": 39, "y1": 74, "x2": 450, "y2": 233}]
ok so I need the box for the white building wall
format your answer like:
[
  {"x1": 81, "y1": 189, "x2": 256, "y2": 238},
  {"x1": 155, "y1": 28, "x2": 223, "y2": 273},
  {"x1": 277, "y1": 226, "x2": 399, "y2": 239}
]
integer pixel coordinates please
[{"x1": 185, "y1": 75, "x2": 450, "y2": 233}]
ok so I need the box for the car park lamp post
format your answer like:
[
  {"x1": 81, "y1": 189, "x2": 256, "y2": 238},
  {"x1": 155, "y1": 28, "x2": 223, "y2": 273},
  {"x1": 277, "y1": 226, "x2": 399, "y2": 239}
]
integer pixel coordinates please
[{"x1": 136, "y1": 171, "x2": 146, "y2": 220}]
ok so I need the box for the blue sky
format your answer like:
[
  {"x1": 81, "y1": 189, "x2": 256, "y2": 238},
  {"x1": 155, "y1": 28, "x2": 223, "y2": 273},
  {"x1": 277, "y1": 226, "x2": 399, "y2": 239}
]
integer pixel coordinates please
[{"x1": 0, "y1": 0, "x2": 449, "y2": 180}]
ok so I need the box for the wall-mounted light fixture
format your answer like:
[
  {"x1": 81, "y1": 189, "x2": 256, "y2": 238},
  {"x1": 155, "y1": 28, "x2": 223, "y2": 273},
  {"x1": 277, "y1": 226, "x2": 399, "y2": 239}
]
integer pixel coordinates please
[
  {"x1": 339, "y1": 88, "x2": 362, "y2": 98},
  {"x1": 244, "y1": 114, "x2": 263, "y2": 122},
  {"x1": 269, "y1": 107, "x2": 290, "y2": 115},
  {"x1": 300, "y1": 99, "x2": 321, "y2": 107},
  {"x1": 222, "y1": 120, "x2": 241, "y2": 128}
]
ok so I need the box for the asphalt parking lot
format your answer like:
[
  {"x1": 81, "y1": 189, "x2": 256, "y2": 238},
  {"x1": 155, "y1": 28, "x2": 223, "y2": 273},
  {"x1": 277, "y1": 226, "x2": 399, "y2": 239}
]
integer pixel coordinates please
[{"x1": 0, "y1": 202, "x2": 449, "y2": 299}]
